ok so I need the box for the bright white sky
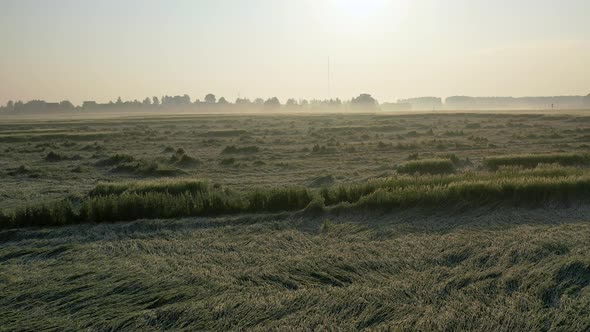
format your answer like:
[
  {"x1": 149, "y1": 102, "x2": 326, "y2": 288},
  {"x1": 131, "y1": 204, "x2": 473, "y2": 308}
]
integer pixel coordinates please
[{"x1": 1, "y1": 0, "x2": 589, "y2": 104}]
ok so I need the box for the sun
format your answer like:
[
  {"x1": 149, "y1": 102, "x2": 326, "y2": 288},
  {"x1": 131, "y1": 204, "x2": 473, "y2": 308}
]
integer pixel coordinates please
[{"x1": 308, "y1": 0, "x2": 409, "y2": 36}]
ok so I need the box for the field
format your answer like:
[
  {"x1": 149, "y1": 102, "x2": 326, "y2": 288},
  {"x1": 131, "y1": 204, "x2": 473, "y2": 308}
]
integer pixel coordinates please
[{"x1": 3, "y1": 111, "x2": 590, "y2": 330}]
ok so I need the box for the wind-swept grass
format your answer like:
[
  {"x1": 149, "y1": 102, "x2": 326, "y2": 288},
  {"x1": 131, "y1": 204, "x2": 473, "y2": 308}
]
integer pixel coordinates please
[
  {"x1": 4, "y1": 166, "x2": 590, "y2": 229},
  {"x1": 5, "y1": 200, "x2": 77, "y2": 229},
  {"x1": 353, "y1": 176, "x2": 590, "y2": 210},
  {"x1": 396, "y1": 158, "x2": 456, "y2": 175},
  {"x1": 246, "y1": 187, "x2": 316, "y2": 212},
  {"x1": 89, "y1": 179, "x2": 211, "y2": 196},
  {"x1": 483, "y1": 153, "x2": 590, "y2": 170},
  {"x1": 320, "y1": 165, "x2": 590, "y2": 206},
  {"x1": 79, "y1": 191, "x2": 247, "y2": 223},
  {"x1": 5, "y1": 207, "x2": 590, "y2": 330}
]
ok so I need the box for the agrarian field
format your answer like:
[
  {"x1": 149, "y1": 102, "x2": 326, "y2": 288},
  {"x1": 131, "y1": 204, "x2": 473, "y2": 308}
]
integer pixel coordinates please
[{"x1": 3, "y1": 111, "x2": 590, "y2": 330}]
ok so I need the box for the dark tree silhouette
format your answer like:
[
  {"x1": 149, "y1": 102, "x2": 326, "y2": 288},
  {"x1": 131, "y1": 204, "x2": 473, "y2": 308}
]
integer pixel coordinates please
[
  {"x1": 218, "y1": 97, "x2": 229, "y2": 105},
  {"x1": 59, "y1": 100, "x2": 74, "y2": 110},
  {"x1": 351, "y1": 94, "x2": 378, "y2": 110},
  {"x1": 162, "y1": 95, "x2": 191, "y2": 106},
  {"x1": 205, "y1": 94, "x2": 216, "y2": 104},
  {"x1": 235, "y1": 98, "x2": 251, "y2": 105},
  {"x1": 264, "y1": 97, "x2": 281, "y2": 109},
  {"x1": 152, "y1": 96, "x2": 160, "y2": 106},
  {"x1": 14, "y1": 101, "x2": 24, "y2": 111},
  {"x1": 286, "y1": 98, "x2": 298, "y2": 107}
]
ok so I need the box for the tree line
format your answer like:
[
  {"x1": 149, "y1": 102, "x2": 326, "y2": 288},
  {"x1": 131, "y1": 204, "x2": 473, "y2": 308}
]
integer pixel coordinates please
[
  {"x1": 2, "y1": 93, "x2": 589, "y2": 114},
  {"x1": 0, "y1": 94, "x2": 379, "y2": 114}
]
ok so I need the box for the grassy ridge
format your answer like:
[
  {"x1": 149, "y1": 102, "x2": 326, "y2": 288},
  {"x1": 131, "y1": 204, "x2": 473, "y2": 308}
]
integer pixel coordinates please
[
  {"x1": 89, "y1": 179, "x2": 211, "y2": 196},
  {"x1": 484, "y1": 153, "x2": 590, "y2": 170},
  {"x1": 4, "y1": 166, "x2": 590, "y2": 229}
]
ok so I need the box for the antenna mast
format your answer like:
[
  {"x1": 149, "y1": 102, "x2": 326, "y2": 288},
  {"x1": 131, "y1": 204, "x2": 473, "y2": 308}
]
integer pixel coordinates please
[{"x1": 328, "y1": 56, "x2": 331, "y2": 99}]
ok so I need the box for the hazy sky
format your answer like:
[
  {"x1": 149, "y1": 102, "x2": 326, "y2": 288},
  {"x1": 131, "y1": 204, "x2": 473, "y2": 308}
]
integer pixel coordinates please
[{"x1": 1, "y1": 0, "x2": 589, "y2": 105}]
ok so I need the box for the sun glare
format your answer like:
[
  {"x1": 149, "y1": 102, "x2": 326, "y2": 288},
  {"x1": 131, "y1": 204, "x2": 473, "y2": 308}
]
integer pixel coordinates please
[{"x1": 332, "y1": 0, "x2": 387, "y2": 19}]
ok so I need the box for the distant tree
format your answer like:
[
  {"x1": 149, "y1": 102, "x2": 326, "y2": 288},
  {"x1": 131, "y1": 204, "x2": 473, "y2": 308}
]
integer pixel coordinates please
[
  {"x1": 300, "y1": 99, "x2": 309, "y2": 107},
  {"x1": 286, "y1": 99, "x2": 298, "y2": 107},
  {"x1": 254, "y1": 98, "x2": 264, "y2": 106},
  {"x1": 6, "y1": 100, "x2": 14, "y2": 111},
  {"x1": 161, "y1": 95, "x2": 191, "y2": 107},
  {"x1": 59, "y1": 100, "x2": 75, "y2": 110},
  {"x1": 585, "y1": 93, "x2": 590, "y2": 106},
  {"x1": 205, "y1": 94, "x2": 216, "y2": 104},
  {"x1": 264, "y1": 97, "x2": 281, "y2": 109},
  {"x1": 329, "y1": 98, "x2": 342, "y2": 106},
  {"x1": 235, "y1": 98, "x2": 251, "y2": 105},
  {"x1": 14, "y1": 101, "x2": 24, "y2": 112},
  {"x1": 218, "y1": 97, "x2": 229, "y2": 105},
  {"x1": 143, "y1": 97, "x2": 152, "y2": 106},
  {"x1": 152, "y1": 96, "x2": 160, "y2": 106},
  {"x1": 116, "y1": 97, "x2": 123, "y2": 105},
  {"x1": 351, "y1": 94, "x2": 378, "y2": 110}
]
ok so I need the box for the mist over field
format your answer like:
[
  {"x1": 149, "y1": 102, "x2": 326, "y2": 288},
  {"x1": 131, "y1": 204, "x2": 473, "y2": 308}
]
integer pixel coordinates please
[{"x1": 2, "y1": 1, "x2": 590, "y2": 331}]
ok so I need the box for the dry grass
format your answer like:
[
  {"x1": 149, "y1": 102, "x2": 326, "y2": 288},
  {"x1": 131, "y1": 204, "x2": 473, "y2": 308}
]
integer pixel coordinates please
[{"x1": 2, "y1": 207, "x2": 590, "y2": 330}]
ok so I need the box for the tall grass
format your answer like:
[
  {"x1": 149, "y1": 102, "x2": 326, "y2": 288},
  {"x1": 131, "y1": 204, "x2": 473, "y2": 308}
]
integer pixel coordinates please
[
  {"x1": 79, "y1": 192, "x2": 247, "y2": 223},
  {"x1": 5, "y1": 166, "x2": 590, "y2": 229},
  {"x1": 354, "y1": 176, "x2": 590, "y2": 210},
  {"x1": 89, "y1": 179, "x2": 211, "y2": 196},
  {"x1": 5, "y1": 200, "x2": 77, "y2": 228},
  {"x1": 483, "y1": 153, "x2": 590, "y2": 170},
  {"x1": 396, "y1": 158, "x2": 456, "y2": 175}
]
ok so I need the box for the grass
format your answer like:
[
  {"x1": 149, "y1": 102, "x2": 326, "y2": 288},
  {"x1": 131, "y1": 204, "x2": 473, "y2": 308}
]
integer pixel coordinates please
[
  {"x1": 220, "y1": 157, "x2": 236, "y2": 165},
  {"x1": 44, "y1": 151, "x2": 80, "y2": 162},
  {"x1": 176, "y1": 154, "x2": 200, "y2": 167},
  {"x1": 88, "y1": 179, "x2": 211, "y2": 196},
  {"x1": 396, "y1": 158, "x2": 457, "y2": 175},
  {"x1": 96, "y1": 153, "x2": 135, "y2": 166},
  {"x1": 221, "y1": 145, "x2": 260, "y2": 154},
  {"x1": 6, "y1": 113, "x2": 590, "y2": 329},
  {"x1": 484, "y1": 153, "x2": 590, "y2": 170},
  {"x1": 4, "y1": 112, "x2": 590, "y2": 212},
  {"x1": 112, "y1": 160, "x2": 185, "y2": 177},
  {"x1": 4, "y1": 166, "x2": 590, "y2": 229},
  {"x1": 3, "y1": 207, "x2": 590, "y2": 330}
]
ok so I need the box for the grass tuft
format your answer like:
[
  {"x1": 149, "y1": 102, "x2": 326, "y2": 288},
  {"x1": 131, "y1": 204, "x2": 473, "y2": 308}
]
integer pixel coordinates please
[{"x1": 484, "y1": 153, "x2": 590, "y2": 170}]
